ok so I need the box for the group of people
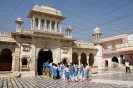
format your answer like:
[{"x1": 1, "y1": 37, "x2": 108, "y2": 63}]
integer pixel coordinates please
[{"x1": 42, "y1": 60, "x2": 91, "y2": 83}]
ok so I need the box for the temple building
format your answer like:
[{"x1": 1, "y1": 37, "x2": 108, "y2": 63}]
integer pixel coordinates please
[{"x1": 0, "y1": 4, "x2": 103, "y2": 76}]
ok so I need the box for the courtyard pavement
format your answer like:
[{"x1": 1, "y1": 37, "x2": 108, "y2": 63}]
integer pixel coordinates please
[{"x1": 0, "y1": 68, "x2": 133, "y2": 88}]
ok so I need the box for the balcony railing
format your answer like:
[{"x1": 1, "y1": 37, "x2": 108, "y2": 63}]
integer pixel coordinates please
[
  {"x1": 0, "y1": 31, "x2": 11, "y2": 36},
  {"x1": 32, "y1": 27, "x2": 61, "y2": 33},
  {"x1": 0, "y1": 36, "x2": 16, "y2": 42},
  {"x1": 103, "y1": 42, "x2": 133, "y2": 54},
  {"x1": 103, "y1": 48, "x2": 117, "y2": 54}
]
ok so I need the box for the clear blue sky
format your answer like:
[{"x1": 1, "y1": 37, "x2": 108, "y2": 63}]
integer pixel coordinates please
[{"x1": 0, "y1": 0, "x2": 133, "y2": 41}]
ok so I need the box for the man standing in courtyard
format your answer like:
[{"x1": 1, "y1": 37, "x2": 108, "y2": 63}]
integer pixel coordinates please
[{"x1": 125, "y1": 60, "x2": 131, "y2": 73}]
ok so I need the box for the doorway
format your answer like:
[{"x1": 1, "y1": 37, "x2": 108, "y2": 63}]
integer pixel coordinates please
[
  {"x1": 0, "y1": 48, "x2": 12, "y2": 71},
  {"x1": 105, "y1": 60, "x2": 108, "y2": 67},
  {"x1": 37, "y1": 49, "x2": 52, "y2": 75},
  {"x1": 89, "y1": 53, "x2": 94, "y2": 66},
  {"x1": 63, "y1": 59, "x2": 68, "y2": 65}
]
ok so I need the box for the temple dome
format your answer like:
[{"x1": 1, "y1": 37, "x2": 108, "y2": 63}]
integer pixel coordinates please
[
  {"x1": 94, "y1": 27, "x2": 101, "y2": 34},
  {"x1": 15, "y1": 17, "x2": 24, "y2": 24}
]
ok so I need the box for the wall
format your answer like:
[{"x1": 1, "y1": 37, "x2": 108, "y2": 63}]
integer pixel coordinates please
[{"x1": 123, "y1": 54, "x2": 133, "y2": 65}]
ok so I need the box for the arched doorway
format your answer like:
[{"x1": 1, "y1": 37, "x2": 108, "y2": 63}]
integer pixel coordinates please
[
  {"x1": 112, "y1": 56, "x2": 118, "y2": 63},
  {"x1": 62, "y1": 59, "x2": 68, "y2": 65},
  {"x1": 81, "y1": 53, "x2": 87, "y2": 66},
  {"x1": 37, "y1": 49, "x2": 52, "y2": 75},
  {"x1": 112, "y1": 56, "x2": 119, "y2": 68},
  {"x1": 89, "y1": 53, "x2": 94, "y2": 66},
  {"x1": 0, "y1": 48, "x2": 12, "y2": 71},
  {"x1": 72, "y1": 52, "x2": 78, "y2": 64}
]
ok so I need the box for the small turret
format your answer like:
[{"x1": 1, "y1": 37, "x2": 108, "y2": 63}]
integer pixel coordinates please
[
  {"x1": 65, "y1": 26, "x2": 73, "y2": 37},
  {"x1": 93, "y1": 27, "x2": 102, "y2": 43},
  {"x1": 15, "y1": 17, "x2": 24, "y2": 32}
]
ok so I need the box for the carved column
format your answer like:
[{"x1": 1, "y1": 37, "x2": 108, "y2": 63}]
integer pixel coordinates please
[
  {"x1": 32, "y1": 18, "x2": 35, "y2": 30},
  {"x1": 55, "y1": 22, "x2": 57, "y2": 32},
  {"x1": 44, "y1": 20, "x2": 46, "y2": 30},
  {"x1": 60, "y1": 22, "x2": 62, "y2": 33},
  {"x1": 78, "y1": 56, "x2": 81, "y2": 66},
  {"x1": 11, "y1": 54, "x2": 15, "y2": 71},
  {"x1": 38, "y1": 19, "x2": 41, "y2": 30},
  {"x1": 87, "y1": 56, "x2": 89, "y2": 65},
  {"x1": 49, "y1": 20, "x2": 51, "y2": 31}
]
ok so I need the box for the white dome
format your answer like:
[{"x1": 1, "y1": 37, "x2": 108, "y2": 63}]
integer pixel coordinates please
[
  {"x1": 15, "y1": 17, "x2": 24, "y2": 24},
  {"x1": 94, "y1": 27, "x2": 101, "y2": 34},
  {"x1": 66, "y1": 26, "x2": 72, "y2": 31},
  {"x1": 17, "y1": 17, "x2": 22, "y2": 21},
  {"x1": 67, "y1": 26, "x2": 71, "y2": 29}
]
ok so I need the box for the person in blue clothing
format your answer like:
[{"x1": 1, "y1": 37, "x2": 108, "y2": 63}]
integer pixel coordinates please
[
  {"x1": 74, "y1": 62, "x2": 78, "y2": 82},
  {"x1": 85, "y1": 63, "x2": 90, "y2": 82},
  {"x1": 80, "y1": 62, "x2": 84, "y2": 82},
  {"x1": 53, "y1": 64, "x2": 58, "y2": 79},
  {"x1": 59, "y1": 62, "x2": 63, "y2": 79},
  {"x1": 65, "y1": 65, "x2": 70, "y2": 83},
  {"x1": 70, "y1": 63, "x2": 75, "y2": 82}
]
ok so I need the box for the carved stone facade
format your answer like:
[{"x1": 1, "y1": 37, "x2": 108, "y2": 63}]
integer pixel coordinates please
[{"x1": 0, "y1": 4, "x2": 103, "y2": 76}]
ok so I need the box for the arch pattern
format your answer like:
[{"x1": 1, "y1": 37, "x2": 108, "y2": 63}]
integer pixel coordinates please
[
  {"x1": 32, "y1": 16, "x2": 61, "y2": 32},
  {"x1": 89, "y1": 53, "x2": 94, "y2": 66},
  {"x1": 81, "y1": 53, "x2": 87, "y2": 66},
  {"x1": 72, "y1": 52, "x2": 78, "y2": 64},
  {"x1": 112, "y1": 56, "x2": 118, "y2": 63}
]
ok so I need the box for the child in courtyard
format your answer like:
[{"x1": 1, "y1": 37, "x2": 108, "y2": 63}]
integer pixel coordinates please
[
  {"x1": 65, "y1": 65, "x2": 70, "y2": 83},
  {"x1": 85, "y1": 63, "x2": 91, "y2": 82},
  {"x1": 74, "y1": 62, "x2": 78, "y2": 82},
  {"x1": 80, "y1": 62, "x2": 85, "y2": 82},
  {"x1": 70, "y1": 63, "x2": 75, "y2": 82}
]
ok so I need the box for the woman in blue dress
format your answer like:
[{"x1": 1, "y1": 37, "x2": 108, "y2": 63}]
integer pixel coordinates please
[
  {"x1": 85, "y1": 63, "x2": 90, "y2": 82},
  {"x1": 65, "y1": 65, "x2": 70, "y2": 83},
  {"x1": 52, "y1": 64, "x2": 58, "y2": 79},
  {"x1": 70, "y1": 63, "x2": 75, "y2": 82}
]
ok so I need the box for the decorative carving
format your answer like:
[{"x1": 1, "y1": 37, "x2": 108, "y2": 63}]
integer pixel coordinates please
[{"x1": 22, "y1": 43, "x2": 31, "y2": 51}]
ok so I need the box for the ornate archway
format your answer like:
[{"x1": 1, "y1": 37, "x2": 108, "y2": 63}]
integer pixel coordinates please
[
  {"x1": 89, "y1": 53, "x2": 94, "y2": 66},
  {"x1": 37, "y1": 48, "x2": 52, "y2": 75},
  {"x1": 112, "y1": 56, "x2": 118, "y2": 63},
  {"x1": 81, "y1": 53, "x2": 87, "y2": 66},
  {"x1": 0, "y1": 48, "x2": 12, "y2": 71},
  {"x1": 72, "y1": 52, "x2": 78, "y2": 64}
]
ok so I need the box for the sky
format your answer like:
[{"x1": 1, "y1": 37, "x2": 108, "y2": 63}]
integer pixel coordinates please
[{"x1": 0, "y1": 0, "x2": 133, "y2": 42}]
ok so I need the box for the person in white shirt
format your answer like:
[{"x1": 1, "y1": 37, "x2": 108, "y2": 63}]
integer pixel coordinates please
[{"x1": 125, "y1": 60, "x2": 131, "y2": 73}]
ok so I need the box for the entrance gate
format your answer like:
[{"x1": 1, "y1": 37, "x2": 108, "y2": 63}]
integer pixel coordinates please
[{"x1": 37, "y1": 49, "x2": 52, "y2": 75}]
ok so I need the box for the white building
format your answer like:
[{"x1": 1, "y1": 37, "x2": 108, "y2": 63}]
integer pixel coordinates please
[{"x1": 0, "y1": 4, "x2": 103, "y2": 76}]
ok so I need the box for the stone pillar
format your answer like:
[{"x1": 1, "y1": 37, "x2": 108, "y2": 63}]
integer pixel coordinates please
[
  {"x1": 87, "y1": 56, "x2": 89, "y2": 64},
  {"x1": 32, "y1": 18, "x2": 35, "y2": 30},
  {"x1": 95, "y1": 43, "x2": 104, "y2": 72},
  {"x1": 11, "y1": 54, "x2": 15, "y2": 71},
  {"x1": 44, "y1": 20, "x2": 46, "y2": 30},
  {"x1": 31, "y1": 20, "x2": 32, "y2": 30},
  {"x1": 55, "y1": 22, "x2": 57, "y2": 32},
  {"x1": 16, "y1": 23, "x2": 18, "y2": 29},
  {"x1": 38, "y1": 19, "x2": 41, "y2": 30},
  {"x1": 50, "y1": 21, "x2": 51, "y2": 31},
  {"x1": 60, "y1": 23, "x2": 62, "y2": 33},
  {"x1": 78, "y1": 56, "x2": 81, "y2": 66}
]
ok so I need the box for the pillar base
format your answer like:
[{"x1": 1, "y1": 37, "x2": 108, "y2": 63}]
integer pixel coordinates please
[{"x1": 98, "y1": 67, "x2": 105, "y2": 73}]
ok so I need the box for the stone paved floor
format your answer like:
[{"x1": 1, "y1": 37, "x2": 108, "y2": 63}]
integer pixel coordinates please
[{"x1": 0, "y1": 68, "x2": 133, "y2": 88}]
